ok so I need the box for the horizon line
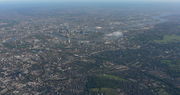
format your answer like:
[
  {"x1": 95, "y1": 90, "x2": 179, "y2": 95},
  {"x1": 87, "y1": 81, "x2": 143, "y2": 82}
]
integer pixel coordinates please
[{"x1": 1, "y1": 0, "x2": 180, "y2": 3}]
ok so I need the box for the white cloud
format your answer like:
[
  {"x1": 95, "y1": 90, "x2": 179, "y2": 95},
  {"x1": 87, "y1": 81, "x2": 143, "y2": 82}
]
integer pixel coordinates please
[{"x1": 106, "y1": 31, "x2": 123, "y2": 37}]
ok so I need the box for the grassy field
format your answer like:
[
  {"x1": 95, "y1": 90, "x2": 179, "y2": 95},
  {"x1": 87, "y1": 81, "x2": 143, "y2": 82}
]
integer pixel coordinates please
[
  {"x1": 99, "y1": 74, "x2": 128, "y2": 81},
  {"x1": 90, "y1": 88, "x2": 118, "y2": 95},
  {"x1": 87, "y1": 74, "x2": 129, "y2": 95},
  {"x1": 154, "y1": 35, "x2": 180, "y2": 43}
]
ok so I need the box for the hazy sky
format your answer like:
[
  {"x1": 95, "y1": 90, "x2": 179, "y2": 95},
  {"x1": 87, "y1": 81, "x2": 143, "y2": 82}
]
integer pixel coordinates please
[{"x1": 0, "y1": 0, "x2": 180, "y2": 2}]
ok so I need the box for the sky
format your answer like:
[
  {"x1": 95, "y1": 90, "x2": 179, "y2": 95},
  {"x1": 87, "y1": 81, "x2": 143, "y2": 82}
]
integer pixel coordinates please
[{"x1": 0, "y1": 0, "x2": 180, "y2": 3}]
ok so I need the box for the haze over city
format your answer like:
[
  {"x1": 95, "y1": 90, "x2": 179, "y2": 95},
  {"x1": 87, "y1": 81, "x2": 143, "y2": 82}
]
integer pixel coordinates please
[
  {"x1": 0, "y1": 0, "x2": 180, "y2": 95},
  {"x1": 0, "y1": 0, "x2": 180, "y2": 2}
]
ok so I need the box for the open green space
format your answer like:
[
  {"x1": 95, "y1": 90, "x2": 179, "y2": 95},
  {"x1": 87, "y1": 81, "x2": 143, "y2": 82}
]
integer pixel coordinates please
[
  {"x1": 99, "y1": 74, "x2": 128, "y2": 82},
  {"x1": 90, "y1": 88, "x2": 118, "y2": 95},
  {"x1": 154, "y1": 35, "x2": 180, "y2": 43}
]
